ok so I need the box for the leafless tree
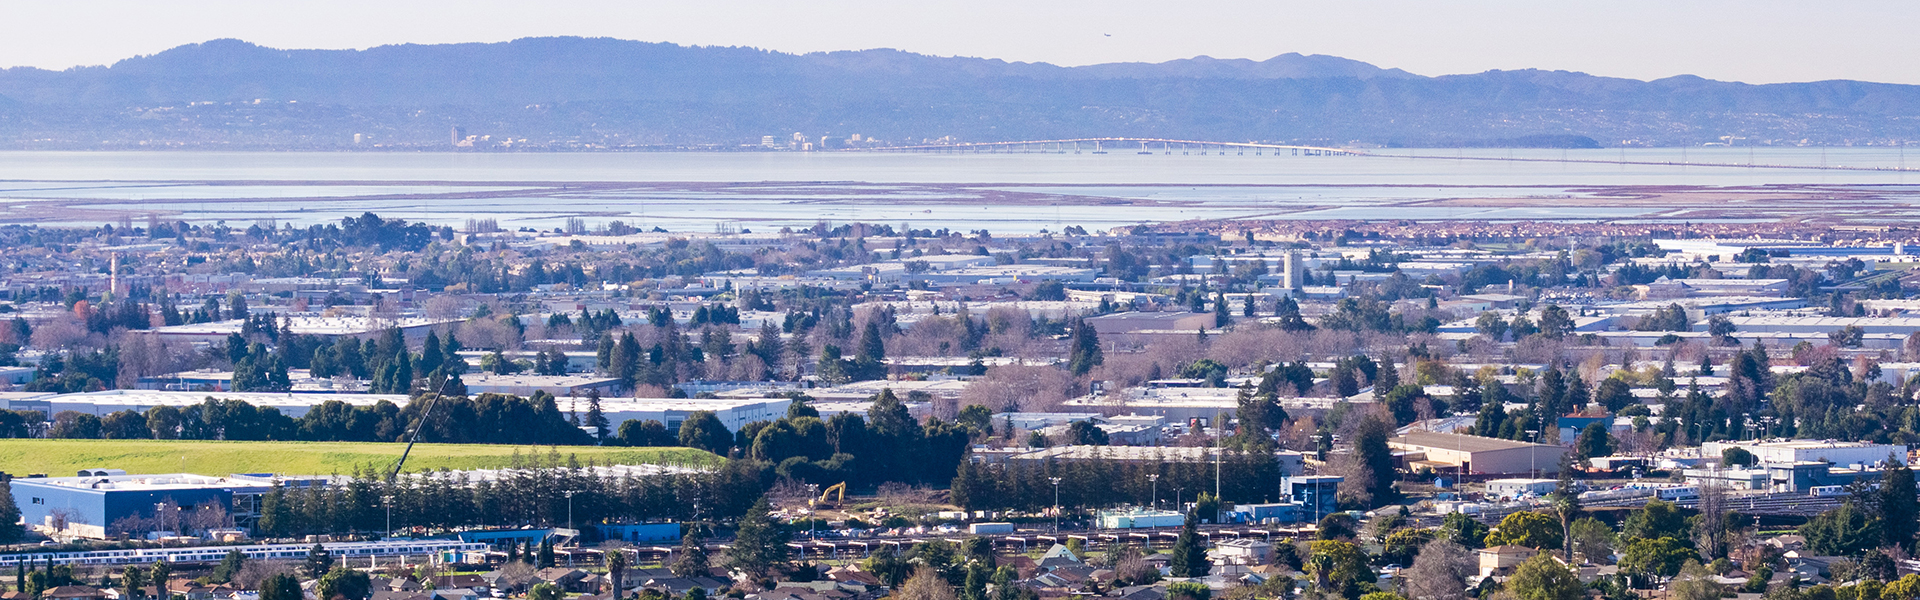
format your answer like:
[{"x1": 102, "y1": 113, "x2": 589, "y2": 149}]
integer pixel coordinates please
[
  {"x1": 894, "y1": 567, "x2": 957, "y2": 600},
  {"x1": 424, "y1": 296, "x2": 465, "y2": 319},
  {"x1": 1400, "y1": 539, "x2": 1475, "y2": 600},
  {"x1": 494, "y1": 562, "x2": 536, "y2": 593},
  {"x1": 184, "y1": 501, "x2": 230, "y2": 534},
  {"x1": 233, "y1": 560, "x2": 295, "y2": 590},
  {"x1": 1694, "y1": 468, "x2": 1729, "y2": 559},
  {"x1": 30, "y1": 316, "x2": 88, "y2": 350},
  {"x1": 959, "y1": 365, "x2": 1075, "y2": 412}
]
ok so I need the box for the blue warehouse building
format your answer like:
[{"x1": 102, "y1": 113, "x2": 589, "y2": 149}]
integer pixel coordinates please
[{"x1": 11, "y1": 471, "x2": 324, "y2": 540}]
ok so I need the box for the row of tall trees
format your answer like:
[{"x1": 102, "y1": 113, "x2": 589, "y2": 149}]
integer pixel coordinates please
[
  {"x1": 950, "y1": 450, "x2": 1283, "y2": 512},
  {"x1": 37, "y1": 392, "x2": 592, "y2": 445},
  {"x1": 251, "y1": 453, "x2": 769, "y2": 538}
]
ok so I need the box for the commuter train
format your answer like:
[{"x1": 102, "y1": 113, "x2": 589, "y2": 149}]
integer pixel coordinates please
[
  {"x1": 0, "y1": 539, "x2": 488, "y2": 567},
  {"x1": 1810, "y1": 485, "x2": 1851, "y2": 497},
  {"x1": 1654, "y1": 486, "x2": 1700, "y2": 501}
]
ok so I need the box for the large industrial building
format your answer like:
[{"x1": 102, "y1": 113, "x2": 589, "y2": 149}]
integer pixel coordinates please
[
  {"x1": 1390, "y1": 431, "x2": 1570, "y2": 476},
  {"x1": 10, "y1": 472, "x2": 324, "y2": 540},
  {"x1": 143, "y1": 315, "x2": 461, "y2": 345},
  {"x1": 0, "y1": 391, "x2": 791, "y2": 432},
  {"x1": 1700, "y1": 439, "x2": 1908, "y2": 468}
]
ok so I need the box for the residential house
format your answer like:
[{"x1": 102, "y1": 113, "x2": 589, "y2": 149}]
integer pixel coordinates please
[
  {"x1": 430, "y1": 575, "x2": 492, "y2": 597},
  {"x1": 1477, "y1": 546, "x2": 1537, "y2": 578},
  {"x1": 166, "y1": 580, "x2": 213, "y2": 600},
  {"x1": 1114, "y1": 586, "x2": 1166, "y2": 600},
  {"x1": 372, "y1": 591, "x2": 431, "y2": 600},
  {"x1": 823, "y1": 567, "x2": 881, "y2": 589},
  {"x1": 533, "y1": 568, "x2": 596, "y2": 594},
  {"x1": 1037, "y1": 544, "x2": 1082, "y2": 569},
  {"x1": 639, "y1": 577, "x2": 729, "y2": 597},
  {"x1": 44, "y1": 587, "x2": 109, "y2": 600},
  {"x1": 1213, "y1": 539, "x2": 1275, "y2": 565}
]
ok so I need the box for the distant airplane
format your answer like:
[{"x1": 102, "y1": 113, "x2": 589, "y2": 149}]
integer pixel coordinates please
[{"x1": 1103, "y1": 33, "x2": 1112, "y2": 37}]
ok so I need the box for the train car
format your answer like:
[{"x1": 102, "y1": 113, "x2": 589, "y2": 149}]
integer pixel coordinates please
[
  {"x1": 0, "y1": 540, "x2": 487, "y2": 567},
  {"x1": 1810, "y1": 485, "x2": 1850, "y2": 497},
  {"x1": 1655, "y1": 486, "x2": 1700, "y2": 501}
]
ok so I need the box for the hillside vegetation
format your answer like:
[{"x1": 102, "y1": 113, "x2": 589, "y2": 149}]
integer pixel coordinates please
[{"x1": 0, "y1": 439, "x2": 718, "y2": 477}]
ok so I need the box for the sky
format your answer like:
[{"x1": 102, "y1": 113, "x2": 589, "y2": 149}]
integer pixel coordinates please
[{"x1": 0, "y1": 0, "x2": 1913, "y2": 85}]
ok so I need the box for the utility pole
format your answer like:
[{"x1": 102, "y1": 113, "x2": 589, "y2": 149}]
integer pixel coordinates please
[
  {"x1": 383, "y1": 495, "x2": 394, "y2": 539},
  {"x1": 1050, "y1": 477, "x2": 1063, "y2": 534},
  {"x1": 564, "y1": 490, "x2": 576, "y2": 531},
  {"x1": 1526, "y1": 430, "x2": 1540, "y2": 479}
]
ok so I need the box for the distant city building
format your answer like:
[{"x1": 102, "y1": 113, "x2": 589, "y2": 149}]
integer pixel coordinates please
[
  {"x1": 1389, "y1": 431, "x2": 1569, "y2": 475},
  {"x1": 1701, "y1": 439, "x2": 1908, "y2": 468}
]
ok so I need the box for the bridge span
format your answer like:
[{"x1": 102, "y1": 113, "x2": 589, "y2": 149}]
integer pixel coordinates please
[
  {"x1": 851, "y1": 137, "x2": 1920, "y2": 173},
  {"x1": 858, "y1": 137, "x2": 1360, "y2": 156}
]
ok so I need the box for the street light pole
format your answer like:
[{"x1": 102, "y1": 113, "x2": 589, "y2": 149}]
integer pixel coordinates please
[
  {"x1": 1525, "y1": 429, "x2": 1539, "y2": 479},
  {"x1": 382, "y1": 495, "x2": 394, "y2": 539},
  {"x1": 1148, "y1": 474, "x2": 1160, "y2": 509},
  {"x1": 564, "y1": 491, "x2": 576, "y2": 531},
  {"x1": 1049, "y1": 477, "x2": 1063, "y2": 534}
]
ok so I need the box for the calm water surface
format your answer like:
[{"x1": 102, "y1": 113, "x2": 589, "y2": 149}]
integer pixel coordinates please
[{"x1": 0, "y1": 149, "x2": 1912, "y2": 231}]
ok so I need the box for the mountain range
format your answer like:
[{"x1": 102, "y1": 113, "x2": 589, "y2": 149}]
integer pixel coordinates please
[{"x1": 0, "y1": 37, "x2": 1916, "y2": 149}]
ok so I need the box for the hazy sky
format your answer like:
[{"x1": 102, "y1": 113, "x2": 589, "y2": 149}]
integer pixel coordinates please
[{"x1": 2, "y1": 0, "x2": 1913, "y2": 84}]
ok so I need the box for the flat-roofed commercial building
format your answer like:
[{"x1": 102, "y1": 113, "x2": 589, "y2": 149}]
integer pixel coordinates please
[
  {"x1": 144, "y1": 315, "x2": 459, "y2": 344},
  {"x1": 1390, "y1": 431, "x2": 1569, "y2": 475},
  {"x1": 1701, "y1": 439, "x2": 1907, "y2": 468},
  {"x1": 3, "y1": 391, "x2": 788, "y2": 433},
  {"x1": 10, "y1": 472, "x2": 325, "y2": 539}
]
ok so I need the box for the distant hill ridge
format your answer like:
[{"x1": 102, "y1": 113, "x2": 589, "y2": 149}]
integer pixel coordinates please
[{"x1": 0, "y1": 37, "x2": 1914, "y2": 148}]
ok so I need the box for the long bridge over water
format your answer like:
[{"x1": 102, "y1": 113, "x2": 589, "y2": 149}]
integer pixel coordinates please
[
  {"x1": 853, "y1": 136, "x2": 1920, "y2": 173},
  {"x1": 864, "y1": 137, "x2": 1359, "y2": 156}
]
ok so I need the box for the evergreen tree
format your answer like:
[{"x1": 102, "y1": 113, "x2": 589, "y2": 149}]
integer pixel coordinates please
[
  {"x1": 213, "y1": 550, "x2": 246, "y2": 583},
  {"x1": 1375, "y1": 356, "x2": 1399, "y2": 389},
  {"x1": 538, "y1": 538, "x2": 556, "y2": 569},
  {"x1": 606, "y1": 548, "x2": 628, "y2": 598},
  {"x1": 316, "y1": 567, "x2": 371, "y2": 600},
  {"x1": 854, "y1": 322, "x2": 887, "y2": 381},
  {"x1": 259, "y1": 485, "x2": 290, "y2": 537},
  {"x1": 1351, "y1": 413, "x2": 1400, "y2": 507},
  {"x1": 148, "y1": 562, "x2": 171, "y2": 592},
  {"x1": 260, "y1": 573, "x2": 302, "y2": 600},
  {"x1": 442, "y1": 332, "x2": 462, "y2": 371},
  {"x1": 1882, "y1": 458, "x2": 1919, "y2": 552},
  {"x1": 419, "y1": 331, "x2": 444, "y2": 375},
  {"x1": 1573, "y1": 423, "x2": 1613, "y2": 461},
  {"x1": 586, "y1": 393, "x2": 610, "y2": 442},
  {"x1": 1169, "y1": 510, "x2": 1211, "y2": 577},
  {"x1": 303, "y1": 544, "x2": 334, "y2": 578},
  {"x1": 1066, "y1": 321, "x2": 1102, "y2": 377},
  {"x1": 119, "y1": 566, "x2": 146, "y2": 600},
  {"x1": 392, "y1": 351, "x2": 413, "y2": 395},
  {"x1": 672, "y1": 532, "x2": 710, "y2": 578},
  {"x1": 727, "y1": 496, "x2": 791, "y2": 578},
  {"x1": 678, "y1": 411, "x2": 732, "y2": 455},
  {"x1": 0, "y1": 481, "x2": 19, "y2": 544}
]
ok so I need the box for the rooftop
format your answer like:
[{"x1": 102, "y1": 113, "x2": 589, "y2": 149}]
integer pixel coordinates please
[
  {"x1": 147, "y1": 315, "x2": 458, "y2": 337},
  {"x1": 16, "y1": 472, "x2": 286, "y2": 492},
  {"x1": 1391, "y1": 431, "x2": 1558, "y2": 453}
]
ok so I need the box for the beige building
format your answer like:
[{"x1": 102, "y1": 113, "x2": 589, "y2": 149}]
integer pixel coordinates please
[
  {"x1": 1477, "y1": 545, "x2": 1538, "y2": 577},
  {"x1": 1390, "y1": 431, "x2": 1570, "y2": 476}
]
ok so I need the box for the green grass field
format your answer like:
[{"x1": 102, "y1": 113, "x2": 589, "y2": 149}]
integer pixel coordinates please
[{"x1": 0, "y1": 439, "x2": 720, "y2": 476}]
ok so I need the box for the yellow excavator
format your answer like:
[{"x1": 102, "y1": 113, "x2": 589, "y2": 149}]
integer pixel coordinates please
[{"x1": 812, "y1": 482, "x2": 847, "y2": 508}]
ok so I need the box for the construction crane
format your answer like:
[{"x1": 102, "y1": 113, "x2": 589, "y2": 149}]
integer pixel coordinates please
[{"x1": 813, "y1": 482, "x2": 847, "y2": 507}]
